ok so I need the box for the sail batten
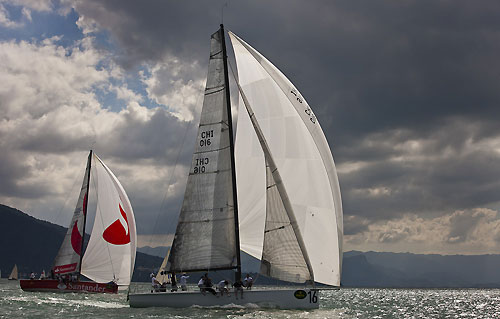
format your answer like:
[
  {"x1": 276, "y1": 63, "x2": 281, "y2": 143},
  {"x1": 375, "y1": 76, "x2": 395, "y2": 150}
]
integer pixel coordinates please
[{"x1": 166, "y1": 26, "x2": 238, "y2": 273}]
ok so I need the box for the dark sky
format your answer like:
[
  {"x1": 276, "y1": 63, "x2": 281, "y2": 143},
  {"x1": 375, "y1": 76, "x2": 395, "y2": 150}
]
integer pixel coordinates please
[{"x1": 1, "y1": 0, "x2": 500, "y2": 253}]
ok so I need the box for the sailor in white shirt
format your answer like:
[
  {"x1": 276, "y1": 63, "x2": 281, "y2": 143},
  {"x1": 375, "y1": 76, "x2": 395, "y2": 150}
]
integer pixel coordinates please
[{"x1": 180, "y1": 273, "x2": 189, "y2": 291}]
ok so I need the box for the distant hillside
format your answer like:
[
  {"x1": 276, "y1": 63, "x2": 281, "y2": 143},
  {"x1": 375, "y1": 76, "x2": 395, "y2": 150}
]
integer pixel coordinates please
[
  {"x1": 0, "y1": 204, "x2": 161, "y2": 281},
  {"x1": 342, "y1": 251, "x2": 500, "y2": 288},
  {"x1": 137, "y1": 246, "x2": 169, "y2": 258},
  {"x1": 137, "y1": 245, "x2": 500, "y2": 288},
  {"x1": 2, "y1": 204, "x2": 500, "y2": 287},
  {"x1": 137, "y1": 246, "x2": 261, "y2": 274}
]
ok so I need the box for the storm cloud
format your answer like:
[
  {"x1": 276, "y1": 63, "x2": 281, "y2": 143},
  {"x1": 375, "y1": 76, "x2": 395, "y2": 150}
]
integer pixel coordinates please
[{"x1": 1, "y1": 0, "x2": 500, "y2": 253}]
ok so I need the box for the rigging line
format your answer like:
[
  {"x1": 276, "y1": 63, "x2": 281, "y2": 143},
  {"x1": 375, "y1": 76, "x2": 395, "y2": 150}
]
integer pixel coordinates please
[
  {"x1": 51, "y1": 160, "x2": 81, "y2": 229},
  {"x1": 145, "y1": 92, "x2": 202, "y2": 251},
  {"x1": 221, "y1": 2, "x2": 228, "y2": 25}
]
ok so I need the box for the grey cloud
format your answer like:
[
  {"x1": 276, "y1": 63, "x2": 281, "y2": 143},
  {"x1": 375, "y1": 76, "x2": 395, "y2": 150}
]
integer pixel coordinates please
[
  {"x1": 0, "y1": 150, "x2": 54, "y2": 198},
  {"x1": 3, "y1": 0, "x2": 500, "y2": 254},
  {"x1": 62, "y1": 1, "x2": 500, "y2": 245},
  {"x1": 344, "y1": 215, "x2": 370, "y2": 235},
  {"x1": 378, "y1": 228, "x2": 411, "y2": 244},
  {"x1": 447, "y1": 210, "x2": 486, "y2": 243},
  {"x1": 100, "y1": 107, "x2": 196, "y2": 163}
]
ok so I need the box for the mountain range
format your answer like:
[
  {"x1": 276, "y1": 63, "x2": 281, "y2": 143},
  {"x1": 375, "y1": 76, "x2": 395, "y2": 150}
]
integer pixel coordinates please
[
  {"x1": 2, "y1": 203, "x2": 500, "y2": 287},
  {"x1": 0, "y1": 204, "x2": 161, "y2": 282}
]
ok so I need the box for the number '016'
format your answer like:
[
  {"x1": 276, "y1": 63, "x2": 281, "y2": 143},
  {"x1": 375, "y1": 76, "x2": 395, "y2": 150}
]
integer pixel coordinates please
[{"x1": 200, "y1": 130, "x2": 213, "y2": 147}]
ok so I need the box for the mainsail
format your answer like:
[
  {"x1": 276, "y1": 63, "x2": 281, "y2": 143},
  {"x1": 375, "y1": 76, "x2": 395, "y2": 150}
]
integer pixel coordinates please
[
  {"x1": 230, "y1": 32, "x2": 343, "y2": 286},
  {"x1": 52, "y1": 152, "x2": 91, "y2": 275},
  {"x1": 81, "y1": 154, "x2": 136, "y2": 286},
  {"x1": 166, "y1": 26, "x2": 238, "y2": 273}
]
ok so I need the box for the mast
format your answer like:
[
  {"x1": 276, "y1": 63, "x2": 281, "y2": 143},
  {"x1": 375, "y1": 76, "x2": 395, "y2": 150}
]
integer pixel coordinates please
[
  {"x1": 78, "y1": 150, "x2": 92, "y2": 278},
  {"x1": 220, "y1": 24, "x2": 242, "y2": 282}
]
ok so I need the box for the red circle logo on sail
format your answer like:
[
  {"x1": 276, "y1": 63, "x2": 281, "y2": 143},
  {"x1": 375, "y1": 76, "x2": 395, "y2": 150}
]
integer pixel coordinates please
[
  {"x1": 71, "y1": 221, "x2": 82, "y2": 255},
  {"x1": 103, "y1": 204, "x2": 131, "y2": 245}
]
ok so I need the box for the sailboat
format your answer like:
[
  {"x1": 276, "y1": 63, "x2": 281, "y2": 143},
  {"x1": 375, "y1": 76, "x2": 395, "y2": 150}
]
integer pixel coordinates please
[
  {"x1": 8, "y1": 264, "x2": 18, "y2": 280},
  {"x1": 20, "y1": 151, "x2": 137, "y2": 293},
  {"x1": 129, "y1": 24, "x2": 342, "y2": 309}
]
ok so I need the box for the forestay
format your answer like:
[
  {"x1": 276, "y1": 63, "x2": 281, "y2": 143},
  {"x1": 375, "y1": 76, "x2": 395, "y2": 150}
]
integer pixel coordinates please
[
  {"x1": 166, "y1": 28, "x2": 237, "y2": 273},
  {"x1": 81, "y1": 154, "x2": 136, "y2": 286},
  {"x1": 230, "y1": 32, "x2": 343, "y2": 286},
  {"x1": 52, "y1": 152, "x2": 91, "y2": 275}
]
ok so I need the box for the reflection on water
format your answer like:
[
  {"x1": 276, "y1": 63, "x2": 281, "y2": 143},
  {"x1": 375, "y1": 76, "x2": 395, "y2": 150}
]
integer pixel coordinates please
[{"x1": 1, "y1": 279, "x2": 499, "y2": 318}]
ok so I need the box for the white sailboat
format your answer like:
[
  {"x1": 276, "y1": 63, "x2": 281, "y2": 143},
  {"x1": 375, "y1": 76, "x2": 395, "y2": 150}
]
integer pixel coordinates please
[
  {"x1": 129, "y1": 24, "x2": 342, "y2": 309},
  {"x1": 20, "y1": 151, "x2": 137, "y2": 293},
  {"x1": 8, "y1": 264, "x2": 18, "y2": 280}
]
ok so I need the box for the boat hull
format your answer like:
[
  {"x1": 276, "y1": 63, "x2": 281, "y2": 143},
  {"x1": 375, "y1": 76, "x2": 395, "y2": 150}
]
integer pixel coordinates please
[
  {"x1": 20, "y1": 279, "x2": 118, "y2": 293},
  {"x1": 129, "y1": 288, "x2": 319, "y2": 309}
]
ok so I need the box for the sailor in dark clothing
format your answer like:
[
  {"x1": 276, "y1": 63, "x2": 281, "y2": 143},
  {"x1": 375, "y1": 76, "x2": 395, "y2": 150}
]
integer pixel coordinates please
[
  {"x1": 232, "y1": 280, "x2": 244, "y2": 299},
  {"x1": 202, "y1": 273, "x2": 217, "y2": 295}
]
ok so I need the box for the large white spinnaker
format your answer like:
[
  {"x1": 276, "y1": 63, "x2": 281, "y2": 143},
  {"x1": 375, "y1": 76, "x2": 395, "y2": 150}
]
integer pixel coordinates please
[
  {"x1": 81, "y1": 154, "x2": 136, "y2": 286},
  {"x1": 230, "y1": 32, "x2": 343, "y2": 286}
]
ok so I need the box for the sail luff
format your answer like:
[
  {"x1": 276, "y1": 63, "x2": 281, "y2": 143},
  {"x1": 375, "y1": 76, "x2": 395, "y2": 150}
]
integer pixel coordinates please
[
  {"x1": 220, "y1": 24, "x2": 242, "y2": 283},
  {"x1": 236, "y1": 79, "x2": 314, "y2": 283},
  {"x1": 78, "y1": 150, "x2": 92, "y2": 279}
]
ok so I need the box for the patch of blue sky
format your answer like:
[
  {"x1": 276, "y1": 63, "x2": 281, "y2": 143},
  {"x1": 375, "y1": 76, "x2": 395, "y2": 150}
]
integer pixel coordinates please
[
  {"x1": 94, "y1": 67, "x2": 167, "y2": 113},
  {"x1": 129, "y1": 65, "x2": 180, "y2": 113},
  {"x1": 94, "y1": 83, "x2": 125, "y2": 113},
  {"x1": 1, "y1": 2, "x2": 175, "y2": 115},
  {"x1": 0, "y1": 4, "x2": 82, "y2": 47}
]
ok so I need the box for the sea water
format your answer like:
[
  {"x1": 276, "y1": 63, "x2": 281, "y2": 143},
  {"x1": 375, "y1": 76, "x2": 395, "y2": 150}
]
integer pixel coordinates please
[{"x1": 1, "y1": 279, "x2": 499, "y2": 318}]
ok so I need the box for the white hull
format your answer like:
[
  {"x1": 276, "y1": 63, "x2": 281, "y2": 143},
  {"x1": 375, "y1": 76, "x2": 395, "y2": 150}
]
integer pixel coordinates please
[{"x1": 129, "y1": 288, "x2": 319, "y2": 309}]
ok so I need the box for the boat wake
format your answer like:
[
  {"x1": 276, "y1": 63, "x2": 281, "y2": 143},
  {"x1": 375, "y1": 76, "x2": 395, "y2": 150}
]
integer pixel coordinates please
[
  {"x1": 6, "y1": 296, "x2": 126, "y2": 309},
  {"x1": 190, "y1": 302, "x2": 261, "y2": 309}
]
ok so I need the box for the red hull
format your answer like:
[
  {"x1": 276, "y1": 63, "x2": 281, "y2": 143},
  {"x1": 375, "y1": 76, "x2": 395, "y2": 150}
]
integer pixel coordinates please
[{"x1": 20, "y1": 279, "x2": 118, "y2": 294}]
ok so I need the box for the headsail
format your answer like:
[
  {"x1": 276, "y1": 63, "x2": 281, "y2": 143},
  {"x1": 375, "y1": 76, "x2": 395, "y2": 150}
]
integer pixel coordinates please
[
  {"x1": 235, "y1": 79, "x2": 313, "y2": 283},
  {"x1": 166, "y1": 26, "x2": 238, "y2": 273},
  {"x1": 81, "y1": 154, "x2": 136, "y2": 286},
  {"x1": 156, "y1": 248, "x2": 171, "y2": 284},
  {"x1": 52, "y1": 151, "x2": 91, "y2": 275},
  {"x1": 230, "y1": 31, "x2": 343, "y2": 286}
]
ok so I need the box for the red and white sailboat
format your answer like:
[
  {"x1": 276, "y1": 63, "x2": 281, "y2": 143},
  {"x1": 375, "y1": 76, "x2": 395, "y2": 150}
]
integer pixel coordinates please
[{"x1": 20, "y1": 151, "x2": 137, "y2": 293}]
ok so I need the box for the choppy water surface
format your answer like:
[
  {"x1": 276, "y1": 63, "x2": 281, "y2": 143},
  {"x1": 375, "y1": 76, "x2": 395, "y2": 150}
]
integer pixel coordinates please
[{"x1": 1, "y1": 279, "x2": 499, "y2": 318}]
